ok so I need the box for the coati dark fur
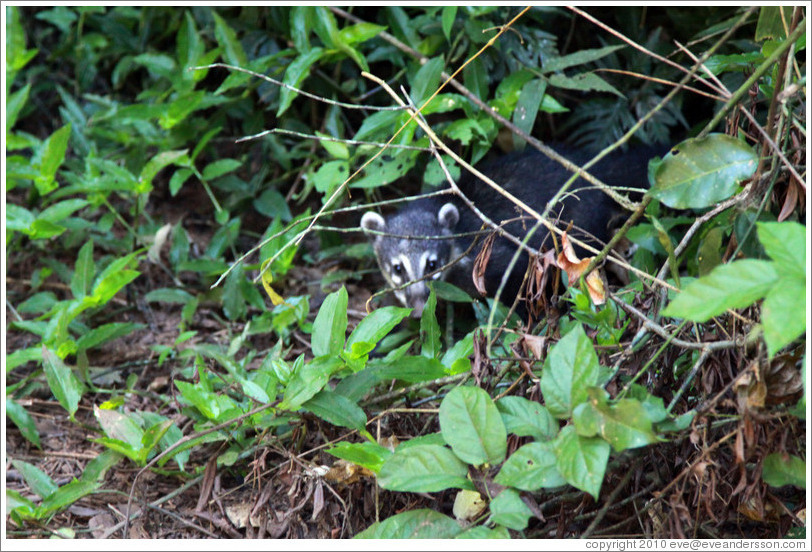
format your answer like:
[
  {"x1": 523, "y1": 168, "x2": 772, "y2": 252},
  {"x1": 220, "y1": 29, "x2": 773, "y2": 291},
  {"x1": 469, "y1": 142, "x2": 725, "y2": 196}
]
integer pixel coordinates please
[{"x1": 361, "y1": 145, "x2": 659, "y2": 317}]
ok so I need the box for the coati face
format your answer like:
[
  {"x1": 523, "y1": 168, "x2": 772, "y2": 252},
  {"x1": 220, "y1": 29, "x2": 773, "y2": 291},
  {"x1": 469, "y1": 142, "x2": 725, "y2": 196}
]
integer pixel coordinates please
[{"x1": 361, "y1": 201, "x2": 459, "y2": 317}]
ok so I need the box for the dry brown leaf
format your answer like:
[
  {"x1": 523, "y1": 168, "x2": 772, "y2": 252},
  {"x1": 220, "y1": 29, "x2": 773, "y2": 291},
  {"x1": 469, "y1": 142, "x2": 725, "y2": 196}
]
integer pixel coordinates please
[
  {"x1": 556, "y1": 232, "x2": 606, "y2": 305},
  {"x1": 324, "y1": 459, "x2": 374, "y2": 485},
  {"x1": 472, "y1": 232, "x2": 496, "y2": 296}
]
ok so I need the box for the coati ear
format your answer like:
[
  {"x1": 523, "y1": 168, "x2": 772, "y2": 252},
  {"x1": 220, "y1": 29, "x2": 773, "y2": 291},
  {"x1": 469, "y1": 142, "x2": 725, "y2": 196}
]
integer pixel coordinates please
[
  {"x1": 360, "y1": 211, "x2": 386, "y2": 234},
  {"x1": 438, "y1": 203, "x2": 459, "y2": 229}
]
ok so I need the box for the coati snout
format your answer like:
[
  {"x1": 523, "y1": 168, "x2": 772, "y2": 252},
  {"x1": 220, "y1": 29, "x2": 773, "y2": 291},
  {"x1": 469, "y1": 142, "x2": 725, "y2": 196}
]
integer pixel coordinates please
[{"x1": 360, "y1": 146, "x2": 659, "y2": 318}]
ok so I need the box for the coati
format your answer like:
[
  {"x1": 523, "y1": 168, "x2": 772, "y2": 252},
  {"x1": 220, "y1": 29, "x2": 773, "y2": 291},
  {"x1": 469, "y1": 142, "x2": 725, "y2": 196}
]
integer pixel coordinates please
[{"x1": 361, "y1": 145, "x2": 658, "y2": 318}]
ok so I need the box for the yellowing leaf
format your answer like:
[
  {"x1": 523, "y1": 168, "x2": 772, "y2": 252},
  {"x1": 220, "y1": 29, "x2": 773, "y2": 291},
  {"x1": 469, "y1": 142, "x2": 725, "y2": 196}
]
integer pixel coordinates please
[{"x1": 260, "y1": 259, "x2": 285, "y2": 306}]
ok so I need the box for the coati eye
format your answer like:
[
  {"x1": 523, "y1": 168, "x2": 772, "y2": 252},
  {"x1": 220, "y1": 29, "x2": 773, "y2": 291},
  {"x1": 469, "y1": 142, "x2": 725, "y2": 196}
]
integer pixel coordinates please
[
  {"x1": 426, "y1": 259, "x2": 438, "y2": 271},
  {"x1": 392, "y1": 263, "x2": 403, "y2": 275}
]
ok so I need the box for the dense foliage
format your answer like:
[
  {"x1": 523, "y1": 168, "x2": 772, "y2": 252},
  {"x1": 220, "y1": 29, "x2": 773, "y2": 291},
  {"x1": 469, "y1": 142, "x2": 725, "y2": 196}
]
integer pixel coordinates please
[{"x1": 5, "y1": 5, "x2": 807, "y2": 539}]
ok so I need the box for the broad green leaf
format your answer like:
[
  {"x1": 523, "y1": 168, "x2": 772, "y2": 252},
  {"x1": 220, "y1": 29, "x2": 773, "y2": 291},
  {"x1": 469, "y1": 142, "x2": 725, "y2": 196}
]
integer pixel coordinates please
[
  {"x1": 34, "y1": 124, "x2": 72, "y2": 195},
  {"x1": 346, "y1": 305, "x2": 411, "y2": 358},
  {"x1": 316, "y1": 131, "x2": 349, "y2": 160},
  {"x1": 441, "y1": 331, "x2": 474, "y2": 374},
  {"x1": 7, "y1": 489, "x2": 36, "y2": 520},
  {"x1": 489, "y1": 488, "x2": 533, "y2": 531},
  {"x1": 11, "y1": 460, "x2": 57, "y2": 499},
  {"x1": 6, "y1": 346, "x2": 43, "y2": 371},
  {"x1": 757, "y1": 221, "x2": 806, "y2": 280},
  {"x1": 302, "y1": 389, "x2": 367, "y2": 431},
  {"x1": 70, "y1": 240, "x2": 95, "y2": 299},
  {"x1": 311, "y1": 287, "x2": 348, "y2": 357},
  {"x1": 222, "y1": 265, "x2": 247, "y2": 321},
  {"x1": 543, "y1": 45, "x2": 626, "y2": 72},
  {"x1": 278, "y1": 47, "x2": 324, "y2": 116},
  {"x1": 39, "y1": 198, "x2": 88, "y2": 224},
  {"x1": 338, "y1": 22, "x2": 386, "y2": 45},
  {"x1": 6, "y1": 83, "x2": 31, "y2": 132},
  {"x1": 410, "y1": 56, "x2": 444, "y2": 106},
  {"x1": 94, "y1": 406, "x2": 143, "y2": 448},
  {"x1": 289, "y1": 7, "x2": 311, "y2": 51},
  {"x1": 212, "y1": 11, "x2": 247, "y2": 66},
  {"x1": 352, "y1": 109, "x2": 401, "y2": 142},
  {"x1": 139, "y1": 149, "x2": 189, "y2": 191},
  {"x1": 540, "y1": 324, "x2": 603, "y2": 419},
  {"x1": 762, "y1": 277, "x2": 806, "y2": 357},
  {"x1": 202, "y1": 158, "x2": 242, "y2": 181},
  {"x1": 280, "y1": 356, "x2": 343, "y2": 410},
  {"x1": 132, "y1": 52, "x2": 176, "y2": 79},
  {"x1": 762, "y1": 453, "x2": 806, "y2": 488},
  {"x1": 139, "y1": 420, "x2": 173, "y2": 463},
  {"x1": 349, "y1": 150, "x2": 418, "y2": 189},
  {"x1": 553, "y1": 425, "x2": 610, "y2": 500},
  {"x1": 355, "y1": 509, "x2": 462, "y2": 539},
  {"x1": 662, "y1": 259, "x2": 777, "y2": 321},
  {"x1": 36, "y1": 479, "x2": 99, "y2": 517},
  {"x1": 496, "y1": 396, "x2": 558, "y2": 442},
  {"x1": 439, "y1": 386, "x2": 507, "y2": 466},
  {"x1": 442, "y1": 7, "x2": 457, "y2": 40},
  {"x1": 650, "y1": 134, "x2": 758, "y2": 209},
  {"x1": 378, "y1": 444, "x2": 473, "y2": 492},
  {"x1": 159, "y1": 91, "x2": 205, "y2": 129},
  {"x1": 6, "y1": 399, "x2": 41, "y2": 448},
  {"x1": 420, "y1": 287, "x2": 440, "y2": 359},
  {"x1": 144, "y1": 288, "x2": 195, "y2": 304},
  {"x1": 512, "y1": 78, "x2": 546, "y2": 149},
  {"x1": 755, "y1": 6, "x2": 793, "y2": 41},
  {"x1": 325, "y1": 441, "x2": 392, "y2": 473},
  {"x1": 573, "y1": 389, "x2": 660, "y2": 451},
  {"x1": 311, "y1": 159, "x2": 348, "y2": 196},
  {"x1": 548, "y1": 72, "x2": 622, "y2": 96},
  {"x1": 81, "y1": 449, "x2": 123, "y2": 482},
  {"x1": 456, "y1": 526, "x2": 511, "y2": 539},
  {"x1": 494, "y1": 441, "x2": 565, "y2": 491},
  {"x1": 75, "y1": 322, "x2": 141, "y2": 352},
  {"x1": 41, "y1": 347, "x2": 83, "y2": 417}
]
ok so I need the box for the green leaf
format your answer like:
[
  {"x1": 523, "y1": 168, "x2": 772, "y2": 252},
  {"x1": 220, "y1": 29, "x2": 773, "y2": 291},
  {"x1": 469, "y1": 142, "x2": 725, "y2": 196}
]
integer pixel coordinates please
[
  {"x1": 573, "y1": 389, "x2": 660, "y2": 451},
  {"x1": 662, "y1": 259, "x2": 777, "y2": 321},
  {"x1": 311, "y1": 287, "x2": 348, "y2": 357},
  {"x1": 650, "y1": 134, "x2": 758, "y2": 209},
  {"x1": 349, "y1": 150, "x2": 418, "y2": 189},
  {"x1": 489, "y1": 488, "x2": 533, "y2": 531},
  {"x1": 311, "y1": 159, "x2": 349, "y2": 195},
  {"x1": 494, "y1": 441, "x2": 565, "y2": 491},
  {"x1": 302, "y1": 389, "x2": 367, "y2": 431},
  {"x1": 139, "y1": 149, "x2": 189, "y2": 191},
  {"x1": 81, "y1": 449, "x2": 123, "y2": 482},
  {"x1": 441, "y1": 331, "x2": 474, "y2": 374},
  {"x1": 547, "y1": 72, "x2": 622, "y2": 96},
  {"x1": 757, "y1": 221, "x2": 806, "y2": 280},
  {"x1": 289, "y1": 7, "x2": 311, "y2": 51},
  {"x1": 39, "y1": 198, "x2": 89, "y2": 224},
  {"x1": 212, "y1": 11, "x2": 247, "y2": 66},
  {"x1": 512, "y1": 78, "x2": 546, "y2": 148},
  {"x1": 317, "y1": 131, "x2": 349, "y2": 159},
  {"x1": 278, "y1": 47, "x2": 324, "y2": 116},
  {"x1": 36, "y1": 479, "x2": 99, "y2": 518},
  {"x1": 11, "y1": 460, "x2": 57, "y2": 499},
  {"x1": 76, "y1": 322, "x2": 141, "y2": 353},
  {"x1": 345, "y1": 305, "x2": 411, "y2": 359},
  {"x1": 70, "y1": 240, "x2": 95, "y2": 299},
  {"x1": 34, "y1": 124, "x2": 72, "y2": 195},
  {"x1": 540, "y1": 324, "x2": 603, "y2": 419},
  {"x1": 355, "y1": 509, "x2": 462, "y2": 539},
  {"x1": 762, "y1": 453, "x2": 806, "y2": 488},
  {"x1": 325, "y1": 441, "x2": 392, "y2": 473},
  {"x1": 95, "y1": 406, "x2": 143, "y2": 448},
  {"x1": 410, "y1": 56, "x2": 444, "y2": 105},
  {"x1": 338, "y1": 22, "x2": 386, "y2": 46},
  {"x1": 420, "y1": 287, "x2": 440, "y2": 359},
  {"x1": 139, "y1": 420, "x2": 173, "y2": 463},
  {"x1": 442, "y1": 7, "x2": 457, "y2": 40},
  {"x1": 543, "y1": 45, "x2": 626, "y2": 72},
  {"x1": 762, "y1": 277, "x2": 806, "y2": 357},
  {"x1": 378, "y1": 444, "x2": 473, "y2": 492},
  {"x1": 6, "y1": 83, "x2": 31, "y2": 132},
  {"x1": 6, "y1": 399, "x2": 41, "y2": 448},
  {"x1": 439, "y1": 386, "x2": 507, "y2": 466},
  {"x1": 159, "y1": 91, "x2": 205, "y2": 129},
  {"x1": 41, "y1": 347, "x2": 83, "y2": 417},
  {"x1": 553, "y1": 425, "x2": 610, "y2": 500},
  {"x1": 496, "y1": 396, "x2": 557, "y2": 441},
  {"x1": 280, "y1": 356, "x2": 343, "y2": 410},
  {"x1": 202, "y1": 158, "x2": 242, "y2": 181}
]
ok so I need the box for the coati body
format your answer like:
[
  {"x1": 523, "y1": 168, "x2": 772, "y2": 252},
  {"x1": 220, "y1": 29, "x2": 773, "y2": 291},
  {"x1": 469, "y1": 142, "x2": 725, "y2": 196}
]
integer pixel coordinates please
[{"x1": 361, "y1": 145, "x2": 658, "y2": 317}]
